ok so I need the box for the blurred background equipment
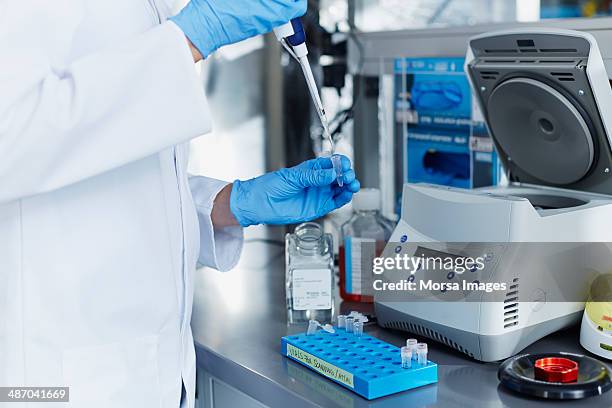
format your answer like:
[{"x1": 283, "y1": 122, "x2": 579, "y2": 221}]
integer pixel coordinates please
[
  {"x1": 541, "y1": 0, "x2": 612, "y2": 19},
  {"x1": 393, "y1": 57, "x2": 501, "y2": 213},
  {"x1": 581, "y1": 274, "x2": 612, "y2": 359}
]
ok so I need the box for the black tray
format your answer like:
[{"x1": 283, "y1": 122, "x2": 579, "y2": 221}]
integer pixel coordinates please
[{"x1": 498, "y1": 352, "x2": 612, "y2": 400}]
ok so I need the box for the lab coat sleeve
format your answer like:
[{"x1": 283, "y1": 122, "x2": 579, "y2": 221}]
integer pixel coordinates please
[
  {"x1": 188, "y1": 176, "x2": 244, "y2": 271},
  {"x1": 0, "y1": 18, "x2": 209, "y2": 203}
]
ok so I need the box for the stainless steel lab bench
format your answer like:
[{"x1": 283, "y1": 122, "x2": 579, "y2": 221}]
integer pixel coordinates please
[{"x1": 191, "y1": 233, "x2": 612, "y2": 408}]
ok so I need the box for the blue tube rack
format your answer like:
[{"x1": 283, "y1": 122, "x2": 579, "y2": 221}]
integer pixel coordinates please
[{"x1": 281, "y1": 329, "x2": 438, "y2": 400}]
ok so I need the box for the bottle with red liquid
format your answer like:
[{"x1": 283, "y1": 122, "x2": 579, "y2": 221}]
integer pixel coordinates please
[{"x1": 339, "y1": 189, "x2": 394, "y2": 303}]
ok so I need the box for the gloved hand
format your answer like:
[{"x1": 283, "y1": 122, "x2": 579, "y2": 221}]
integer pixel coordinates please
[
  {"x1": 230, "y1": 156, "x2": 360, "y2": 227},
  {"x1": 170, "y1": 0, "x2": 307, "y2": 58}
]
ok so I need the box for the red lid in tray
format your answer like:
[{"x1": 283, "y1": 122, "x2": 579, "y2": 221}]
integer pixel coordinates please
[{"x1": 534, "y1": 357, "x2": 579, "y2": 383}]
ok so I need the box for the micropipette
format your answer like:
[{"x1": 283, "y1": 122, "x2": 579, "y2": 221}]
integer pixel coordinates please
[{"x1": 274, "y1": 19, "x2": 343, "y2": 187}]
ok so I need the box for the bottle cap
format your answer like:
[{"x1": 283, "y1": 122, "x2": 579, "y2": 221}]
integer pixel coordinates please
[
  {"x1": 534, "y1": 357, "x2": 579, "y2": 383},
  {"x1": 353, "y1": 188, "x2": 381, "y2": 211}
]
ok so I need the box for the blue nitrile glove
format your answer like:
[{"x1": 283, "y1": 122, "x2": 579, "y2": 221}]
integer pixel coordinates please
[
  {"x1": 170, "y1": 0, "x2": 307, "y2": 58},
  {"x1": 230, "y1": 156, "x2": 361, "y2": 227}
]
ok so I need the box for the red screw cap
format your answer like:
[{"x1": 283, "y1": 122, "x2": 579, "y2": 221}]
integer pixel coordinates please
[{"x1": 534, "y1": 357, "x2": 579, "y2": 383}]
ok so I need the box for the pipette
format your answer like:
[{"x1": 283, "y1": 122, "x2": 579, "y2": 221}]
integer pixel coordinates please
[{"x1": 274, "y1": 19, "x2": 343, "y2": 187}]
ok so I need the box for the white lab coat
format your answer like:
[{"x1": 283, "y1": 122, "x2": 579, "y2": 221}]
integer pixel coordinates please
[{"x1": 0, "y1": 1, "x2": 243, "y2": 407}]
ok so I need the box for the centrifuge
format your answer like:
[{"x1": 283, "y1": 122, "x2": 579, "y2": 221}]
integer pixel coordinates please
[{"x1": 376, "y1": 29, "x2": 612, "y2": 362}]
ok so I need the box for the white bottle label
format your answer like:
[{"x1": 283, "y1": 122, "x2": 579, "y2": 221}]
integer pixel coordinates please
[{"x1": 292, "y1": 269, "x2": 332, "y2": 311}]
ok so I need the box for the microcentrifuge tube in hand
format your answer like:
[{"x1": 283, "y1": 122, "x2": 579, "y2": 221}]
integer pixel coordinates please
[
  {"x1": 401, "y1": 346, "x2": 412, "y2": 369},
  {"x1": 331, "y1": 155, "x2": 343, "y2": 187}
]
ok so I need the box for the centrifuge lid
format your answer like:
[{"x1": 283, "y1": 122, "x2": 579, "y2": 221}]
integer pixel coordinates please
[
  {"x1": 487, "y1": 77, "x2": 594, "y2": 185},
  {"x1": 467, "y1": 30, "x2": 612, "y2": 195}
]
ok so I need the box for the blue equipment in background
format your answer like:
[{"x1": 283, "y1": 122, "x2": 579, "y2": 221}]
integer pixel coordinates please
[{"x1": 394, "y1": 57, "x2": 500, "y2": 194}]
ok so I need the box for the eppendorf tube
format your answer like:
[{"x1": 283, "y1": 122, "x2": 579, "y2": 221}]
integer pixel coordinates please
[
  {"x1": 331, "y1": 155, "x2": 343, "y2": 187},
  {"x1": 416, "y1": 343, "x2": 428, "y2": 366},
  {"x1": 345, "y1": 316, "x2": 355, "y2": 333},
  {"x1": 307, "y1": 320, "x2": 319, "y2": 336},
  {"x1": 353, "y1": 321, "x2": 363, "y2": 337},
  {"x1": 401, "y1": 346, "x2": 412, "y2": 369},
  {"x1": 321, "y1": 324, "x2": 335, "y2": 333},
  {"x1": 337, "y1": 315, "x2": 347, "y2": 330},
  {"x1": 407, "y1": 338, "x2": 418, "y2": 360}
]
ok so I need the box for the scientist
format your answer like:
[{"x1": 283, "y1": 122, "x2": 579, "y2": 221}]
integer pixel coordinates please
[{"x1": 0, "y1": 1, "x2": 360, "y2": 407}]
